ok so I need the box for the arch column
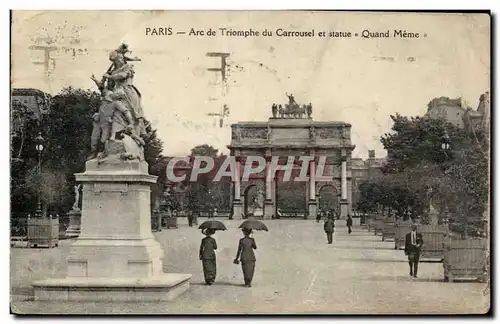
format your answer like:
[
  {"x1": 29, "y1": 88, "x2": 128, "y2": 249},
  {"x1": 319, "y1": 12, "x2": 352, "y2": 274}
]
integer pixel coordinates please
[
  {"x1": 307, "y1": 155, "x2": 317, "y2": 219},
  {"x1": 231, "y1": 157, "x2": 243, "y2": 219},
  {"x1": 340, "y1": 150, "x2": 349, "y2": 219},
  {"x1": 264, "y1": 156, "x2": 275, "y2": 219}
]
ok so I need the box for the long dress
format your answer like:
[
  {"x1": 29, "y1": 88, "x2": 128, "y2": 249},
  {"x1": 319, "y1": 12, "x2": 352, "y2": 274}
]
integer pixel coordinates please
[
  {"x1": 236, "y1": 236, "x2": 257, "y2": 286},
  {"x1": 199, "y1": 236, "x2": 217, "y2": 284}
]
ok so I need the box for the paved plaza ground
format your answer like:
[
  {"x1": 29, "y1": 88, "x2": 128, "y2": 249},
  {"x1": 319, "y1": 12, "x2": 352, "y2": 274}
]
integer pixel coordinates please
[{"x1": 10, "y1": 219, "x2": 489, "y2": 315}]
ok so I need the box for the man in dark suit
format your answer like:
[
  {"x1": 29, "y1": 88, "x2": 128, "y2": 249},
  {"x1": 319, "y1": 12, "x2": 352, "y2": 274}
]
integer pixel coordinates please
[
  {"x1": 404, "y1": 224, "x2": 424, "y2": 278},
  {"x1": 346, "y1": 214, "x2": 353, "y2": 234},
  {"x1": 324, "y1": 216, "x2": 335, "y2": 244}
]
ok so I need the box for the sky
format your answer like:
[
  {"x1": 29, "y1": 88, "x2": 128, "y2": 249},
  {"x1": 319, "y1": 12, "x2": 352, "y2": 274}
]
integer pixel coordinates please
[{"x1": 11, "y1": 11, "x2": 490, "y2": 158}]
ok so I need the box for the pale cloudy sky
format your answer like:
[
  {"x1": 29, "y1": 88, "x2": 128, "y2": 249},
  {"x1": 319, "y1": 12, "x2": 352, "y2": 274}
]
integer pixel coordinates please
[{"x1": 11, "y1": 11, "x2": 490, "y2": 158}]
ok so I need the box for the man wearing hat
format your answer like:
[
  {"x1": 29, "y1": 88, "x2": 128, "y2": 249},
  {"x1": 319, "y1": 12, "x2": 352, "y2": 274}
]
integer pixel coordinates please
[
  {"x1": 404, "y1": 224, "x2": 424, "y2": 278},
  {"x1": 323, "y1": 216, "x2": 335, "y2": 244}
]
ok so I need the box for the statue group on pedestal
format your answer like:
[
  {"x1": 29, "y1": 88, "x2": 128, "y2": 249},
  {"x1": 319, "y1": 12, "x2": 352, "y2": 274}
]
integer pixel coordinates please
[
  {"x1": 88, "y1": 43, "x2": 150, "y2": 161},
  {"x1": 271, "y1": 93, "x2": 312, "y2": 119}
]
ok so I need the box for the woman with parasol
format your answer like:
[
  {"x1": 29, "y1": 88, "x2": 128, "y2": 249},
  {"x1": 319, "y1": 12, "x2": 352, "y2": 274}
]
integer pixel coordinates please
[
  {"x1": 199, "y1": 228, "x2": 218, "y2": 285},
  {"x1": 234, "y1": 219, "x2": 267, "y2": 287},
  {"x1": 198, "y1": 220, "x2": 226, "y2": 285}
]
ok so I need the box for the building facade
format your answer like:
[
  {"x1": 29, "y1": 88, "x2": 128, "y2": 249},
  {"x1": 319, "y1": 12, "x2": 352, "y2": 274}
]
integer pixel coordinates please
[
  {"x1": 425, "y1": 92, "x2": 490, "y2": 136},
  {"x1": 11, "y1": 88, "x2": 51, "y2": 162},
  {"x1": 350, "y1": 150, "x2": 386, "y2": 211},
  {"x1": 425, "y1": 96, "x2": 467, "y2": 128}
]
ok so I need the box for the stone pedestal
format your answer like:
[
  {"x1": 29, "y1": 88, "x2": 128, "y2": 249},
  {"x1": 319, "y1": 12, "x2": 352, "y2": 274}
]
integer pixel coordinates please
[
  {"x1": 32, "y1": 159, "x2": 191, "y2": 301},
  {"x1": 231, "y1": 200, "x2": 243, "y2": 220},
  {"x1": 340, "y1": 200, "x2": 349, "y2": 219},
  {"x1": 308, "y1": 200, "x2": 317, "y2": 220},
  {"x1": 65, "y1": 209, "x2": 81, "y2": 238},
  {"x1": 264, "y1": 200, "x2": 274, "y2": 220},
  {"x1": 253, "y1": 208, "x2": 264, "y2": 218}
]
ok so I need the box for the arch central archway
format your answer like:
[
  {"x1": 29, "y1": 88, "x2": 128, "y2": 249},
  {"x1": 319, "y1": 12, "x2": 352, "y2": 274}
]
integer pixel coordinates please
[
  {"x1": 317, "y1": 184, "x2": 340, "y2": 215},
  {"x1": 243, "y1": 184, "x2": 257, "y2": 217}
]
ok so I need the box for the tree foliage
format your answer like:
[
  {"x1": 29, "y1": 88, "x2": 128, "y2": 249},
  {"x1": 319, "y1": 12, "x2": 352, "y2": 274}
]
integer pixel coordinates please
[
  {"x1": 11, "y1": 87, "x2": 167, "y2": 217},
  {"x1": 364, "y1": 112, "x2": 489, "y2": 233},
  {"x1": 183, "y1": 144, "x2": 231, "y2": 213}
]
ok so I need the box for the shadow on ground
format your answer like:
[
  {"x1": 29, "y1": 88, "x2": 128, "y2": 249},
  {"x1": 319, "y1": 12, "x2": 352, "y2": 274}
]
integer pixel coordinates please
[
  {"x1": 337, "y1": 257, "x2": 407, "y2": 263},
  {"x1": 334, "y1": 245, "x2": 399, "y2": 251},
  {"x1": 191, "y1": 281, "x2": 246, "y2": 288}
]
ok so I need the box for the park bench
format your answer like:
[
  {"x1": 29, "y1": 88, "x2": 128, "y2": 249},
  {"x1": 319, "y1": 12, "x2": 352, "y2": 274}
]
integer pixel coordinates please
[
  {"x1": 10, "y1": 236, "x2": 28, "y2": 248},
  {"x1": 394, "y1": 220, "x2": 413, "y2": 250},
  {"x1": 381, "y1": 218, "x2": 396, "y2": 241},
  {"x1": 366, "y1": 216, "x2": 374, "y2": 232},
  {"x1": 443, "y1": 238, "x2": 488, "y2": 283},
  {"x1": 27, "y1": 216, "x2": 59, "y2": 248},
  {"x1": 366, "y1": 214, "x2": 378, "y2": 232},
  {"x1": 419, "y1": 224, "x2": 448, "y2": 261}
]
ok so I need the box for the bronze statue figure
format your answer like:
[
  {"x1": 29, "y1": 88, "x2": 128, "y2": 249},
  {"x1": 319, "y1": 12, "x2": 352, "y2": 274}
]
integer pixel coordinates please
[
  {"x1": 281, "y1": 93, "x2": 308, "y2": 118},
  {"x1": 306, "y1": 103, "x2": 312, "y2": 118},
  {"x1": 271, "y1": 103, "x2": 277, "y2": 118},
  {"x1": 278, "y1": 104, "x2": 284, "y2": 118}
]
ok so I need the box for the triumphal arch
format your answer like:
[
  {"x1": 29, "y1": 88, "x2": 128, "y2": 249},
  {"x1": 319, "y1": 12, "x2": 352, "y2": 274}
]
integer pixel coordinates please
[{"x1": 228, "y1": 100, "x2": 355, "y2": 220}]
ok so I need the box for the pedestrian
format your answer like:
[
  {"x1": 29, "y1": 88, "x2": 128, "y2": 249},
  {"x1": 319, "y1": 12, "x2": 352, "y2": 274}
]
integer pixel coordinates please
[
  {"x1": 234, "y1": 228, "x2": 257, "y2": 287},
  {"x1": 187, "y1": 212, "x2": 193, "y2": 227},
  {"x1": 404, "y1": 224, "x2": 424, "y2": 278},
  {"x1": 346, "y1": 214, "x2": 353, "y2": 234},
  {"x1": 199, "y1": 228, "x2": 217, "y2": 285},
  {"x1": 316, "y1": 210, "x2": 321, "y2": 223},
  {"x1": 213, "y1": 208, "x2": 218, "y2": 218},
  {"x1": 324, "y1": 216, "x2": 335, "y2": 244}
]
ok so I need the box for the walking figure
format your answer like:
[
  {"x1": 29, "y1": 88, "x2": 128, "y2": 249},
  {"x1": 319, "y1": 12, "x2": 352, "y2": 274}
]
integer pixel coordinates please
[
  {"x1": 346, "y1": 214, "x2": 353, "y2": 234},
  {"x1": 234, "y1": 228, "x2": 257, "y2": 287},
  {"x1": 316, "y1": 210, "x2": 322, "y2": 223},
  {"x1": 324, "y1": 216, "x2": 335, "y2": 244},
  {"x1": 187, "y1": 212, "x2": 194, "y2": 227},
  {"x1": 199, "y1": 228, "x2": 217, "y2": 285},
  {"x1": 404, "y1": 224, "x2": 423, "y2": 278}
]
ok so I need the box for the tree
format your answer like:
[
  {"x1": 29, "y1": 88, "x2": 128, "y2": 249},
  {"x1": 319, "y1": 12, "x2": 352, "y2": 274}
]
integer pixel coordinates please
[
  {"x1": 11, "y1": 86, "x2": 168, "y2": 218},
  {"x1": 183, "y1": 144, "x2": 231, "y2": 213},
  {"x1": 11, "y1": 101, "x2": 39, "y2": 162},
  {"x1": 380, "y1": 114, "x2": 467, "y2": 173},
  {"x1": 379, "y1": 112, "x2": 489, "y2": 234}
]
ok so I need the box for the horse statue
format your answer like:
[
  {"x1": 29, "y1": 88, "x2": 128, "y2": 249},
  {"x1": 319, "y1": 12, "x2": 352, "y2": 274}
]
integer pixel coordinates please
[
  {"x1": 283, "y1": 102, "x2": 306, "y2": 118},
  {"x1": 281, "y1": 93, "x2": 307, "y2": 118}
]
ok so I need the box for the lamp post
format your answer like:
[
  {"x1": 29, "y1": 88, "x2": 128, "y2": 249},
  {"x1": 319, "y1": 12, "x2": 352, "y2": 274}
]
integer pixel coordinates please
[
  {"x1": 207, "y1": 189, "x2": 213, "y2": 218},
  {"x1": 440, "y1": 130, "x2": 457, "y2": 229},
  {"x1": 441, "y1": 131, "x2": 450, "y2": 152},
  {"x1": 431, "y1": 131, "x2": 451, "y2": 225},
  {"x1": 34, "y1": 132, "x2": 45, "y2": 217}
]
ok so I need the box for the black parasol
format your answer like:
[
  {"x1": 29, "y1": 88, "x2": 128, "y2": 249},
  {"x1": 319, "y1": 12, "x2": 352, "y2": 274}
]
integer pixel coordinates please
[
  {"x1": 238, "y1": 219, "x2": 269, "y2": 231},
  {"x1": 198, "y1": 220, "x2": 227, "y2": 231}
]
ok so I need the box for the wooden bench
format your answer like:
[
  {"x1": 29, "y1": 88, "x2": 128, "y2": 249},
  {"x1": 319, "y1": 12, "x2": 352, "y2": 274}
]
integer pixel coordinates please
[
  {"x1": 443, "y1": 238, "x2": 488, "y2": 282},
  {"x1": 394, "y1": 221, "x2": 413, "y2": 250},
  {"x1": 419, "y1": 224, "x2": 448, "y2": 261},
  {"x1": 382, "y1": 219, "x2": 396, "y2": 241},
  {"x1": 366, "y1": 216, "x2": 375, "y2": 232}
]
